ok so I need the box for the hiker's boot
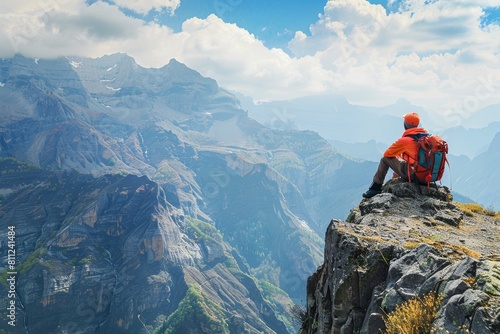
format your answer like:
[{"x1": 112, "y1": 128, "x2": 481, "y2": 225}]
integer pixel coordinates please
[{"x1": 362, "y1": 182, "x2": 382, "y2": 198}]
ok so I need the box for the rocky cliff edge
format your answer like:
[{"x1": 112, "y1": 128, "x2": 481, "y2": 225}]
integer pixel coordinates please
[{"x1": 300, "y1": 179, "x2": 500, "y2": 334}]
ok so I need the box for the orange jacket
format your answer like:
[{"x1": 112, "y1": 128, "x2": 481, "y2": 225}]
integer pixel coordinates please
[{"x1": 384, "y1": 127, "x2": 428, "y2": 163}]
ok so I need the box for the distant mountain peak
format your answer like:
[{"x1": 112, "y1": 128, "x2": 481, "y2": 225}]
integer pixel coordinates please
[
  {"x1": 161, "y1": 58, "x2": 212, "y2": 84},
  {"x1": 394, "y1": 97, "x2": 412, "y2": 105},
  {"x1": 167, "y1": 58, "x2": 183, "y2": 66}
]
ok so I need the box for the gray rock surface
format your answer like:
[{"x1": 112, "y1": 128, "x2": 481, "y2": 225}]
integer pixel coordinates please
[{"x1": 300, "y1": 179, "x2": 500, "y2": 334}]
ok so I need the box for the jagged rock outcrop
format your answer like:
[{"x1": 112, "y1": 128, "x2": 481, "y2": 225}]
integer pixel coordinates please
[{"x1": 300, "y1": 179, "x2": 500, "y2": 334}]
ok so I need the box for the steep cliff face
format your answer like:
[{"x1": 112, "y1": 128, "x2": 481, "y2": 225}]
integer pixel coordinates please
[
  {"x1": 300, "y1": 180, "x2": 500, "y2": 334},
  {"x1": 0, "y1": 160, "x2": 289, "y2": 333}
]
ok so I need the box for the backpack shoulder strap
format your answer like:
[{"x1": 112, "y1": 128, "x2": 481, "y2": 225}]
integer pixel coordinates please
[{"x1": 405, "y1": 132, "x2": 429, "y2": 141}]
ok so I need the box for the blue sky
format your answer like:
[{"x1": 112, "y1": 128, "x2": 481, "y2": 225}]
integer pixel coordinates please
[
  {"x1": 482, "y1": 6, "x2": 500, "y2": 25},
  {"x1": 156, "y1": 0, "x2": 330, "y2": 50},
  {"x1": 117, "y1": 0, "x2": 500, "y2": 51},
  {"x1": 1, "y1": 0, "x2": 499, "y2": 125},
  {"x1": 120, "y1": 0, "x2": 397, "y2": 51}
]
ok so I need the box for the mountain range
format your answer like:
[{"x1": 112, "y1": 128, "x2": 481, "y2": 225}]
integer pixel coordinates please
[
  {"x1": 0, "y1": 54, "x2": 378, "y2": 333},
  {"x1": 242, "y1": 90, "x2": 499, "y2": 210}
]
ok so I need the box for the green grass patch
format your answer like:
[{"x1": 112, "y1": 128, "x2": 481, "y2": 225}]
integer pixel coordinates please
[
  {"x1": 0, "y1": 157, "x2": 39, "y2": 172},
  {"x1": 153, "y1": 284, "x2": 229, "y2": 334},
  {"x1": 185, "y1": 216, "x2": 221, "y2": 245}
]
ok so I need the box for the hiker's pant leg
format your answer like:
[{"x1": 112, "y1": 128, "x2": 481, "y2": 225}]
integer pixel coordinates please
[{"x1": 373, "y1": 157, "x2": 408, "y2": 184}]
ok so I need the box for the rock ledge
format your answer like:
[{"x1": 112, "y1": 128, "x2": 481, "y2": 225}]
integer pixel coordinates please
[{"x1": 300, "y1": 179, "x2": 500, "y2": 334}]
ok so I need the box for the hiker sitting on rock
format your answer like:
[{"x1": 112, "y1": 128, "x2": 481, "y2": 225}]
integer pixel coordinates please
[{"x1": 363, "y1": 112, "x2": 428, "y2": 198}]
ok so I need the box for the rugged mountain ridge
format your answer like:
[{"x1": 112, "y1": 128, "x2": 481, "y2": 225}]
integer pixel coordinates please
[
  {"x1": 0, "y1": 160, "x2": 289, "y2": 333},
  {"x1": 300, "y1": 180, "x2": 500, "y2": 334},
  {"x1": 0, "y1": 54, "x2": 376, "y2": 333}
]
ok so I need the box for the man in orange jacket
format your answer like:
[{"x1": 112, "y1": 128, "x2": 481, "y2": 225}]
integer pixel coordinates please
[{"x1": 362, "y1": 112, "x2": 428, "y2": 198}]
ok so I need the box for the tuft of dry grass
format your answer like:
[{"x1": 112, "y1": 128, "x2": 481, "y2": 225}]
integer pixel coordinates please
[
  {"x1": 463, "y1": 277, "x2": 477, "y2": 288},
  {"x1": 453, "y1": 202, "x2": 500, "y2": 218},
  {"x1": 419, "y1": 237, "x2": 443, "y2": 249},
  {"x1": 403, "y1": 241, "x2": 421, "y2": 249},
  {"x1": 403, "y1": 238, "x2": 482, "y2": 260},
  {"x1": 383, "y1": 292, "x2": 442, "y2": 334},
  {"x1": 449, "y1": 244, "x2": 481, "y2": 259}
]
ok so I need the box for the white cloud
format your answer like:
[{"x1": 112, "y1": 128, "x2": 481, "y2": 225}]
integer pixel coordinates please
[
  {"x1": 0, "y1": 0, "x2": 499, "y2": 125},
  {"x1": 287, "y1": 0, "x2": 500, "y2": 122},
  {"x1": 171, "y1": 15, "x2": 334, "y2": 100},
  {"x1": 0, "y1": 0, "x2": 82, "y2": 13},
  {"x1": 0, "y1": 1, "x2": 145, "y2": 58}
]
